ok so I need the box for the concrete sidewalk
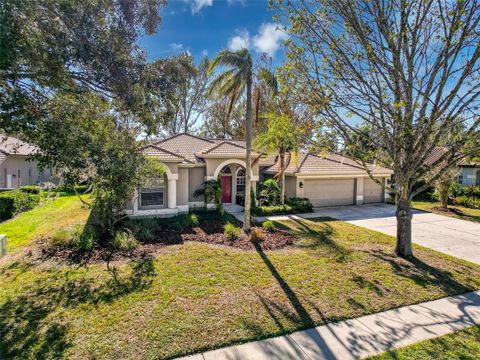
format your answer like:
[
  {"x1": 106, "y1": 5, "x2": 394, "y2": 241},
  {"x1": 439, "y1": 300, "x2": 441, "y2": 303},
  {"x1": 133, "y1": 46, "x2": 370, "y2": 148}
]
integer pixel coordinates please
[{"x1": 177, "y1": 290, "x2": 480, "y2": 360}]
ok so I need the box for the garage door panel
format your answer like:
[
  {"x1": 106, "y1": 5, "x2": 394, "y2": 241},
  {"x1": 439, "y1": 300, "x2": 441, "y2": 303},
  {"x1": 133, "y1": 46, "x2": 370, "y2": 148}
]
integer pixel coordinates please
[
  {"x1": 304, "y1": 179, "x2": 355, "y2": 207},
  {"x1": 364, "y1": 178, "x2": 384, "y2": 204}
]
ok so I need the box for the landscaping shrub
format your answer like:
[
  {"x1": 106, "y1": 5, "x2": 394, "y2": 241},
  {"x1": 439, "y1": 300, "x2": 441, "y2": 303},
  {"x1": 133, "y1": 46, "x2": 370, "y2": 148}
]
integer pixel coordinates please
[
  {"x1": 19, "y1": 185, "x2": 41, "y2": 195},
  {"x1": 179, "y1": 213, "x2": 200, "y2": 228},
  {"x1": 262, "y1": 220, "x2": 275, "y2": 232},
  {"x1": 49, "y1": 224, "x2": 97, "y2": 251},
  {"x1": 257, "y1": 179, "x2": 280, "y2": 206},
  {"x1": 451, "y1": 184, "x2": 480, "y2": 198},
  {"x1": 113, "y1": 230, "x2": 139, "y2": 251},
  {"x1": 286, "y1": 197, "x2": 313, "y2": 213},
  {"x1": 453, "y1": 196, "x2": 480, "y2": 209},
  {"x1": 253, "y1": 198, "x2": 313, "y2": 216},
  {"x1": 224, "y1": 223, "x2": 242, "y2": 240},
  {"x1": 253, "y1": 204, "x2": 293, "y2": 216},
  {"x1": 0, "y1": 190, "x2": 40, "y2": 219},
  {"x1": 249, "y1": 227, "x2": 263, "y2": 242}
]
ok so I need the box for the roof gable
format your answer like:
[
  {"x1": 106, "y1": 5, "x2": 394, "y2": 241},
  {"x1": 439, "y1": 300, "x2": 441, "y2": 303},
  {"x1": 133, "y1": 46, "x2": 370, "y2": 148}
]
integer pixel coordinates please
[{"x1": 140, "y1": 144, "x2": 187, "y2": 162}]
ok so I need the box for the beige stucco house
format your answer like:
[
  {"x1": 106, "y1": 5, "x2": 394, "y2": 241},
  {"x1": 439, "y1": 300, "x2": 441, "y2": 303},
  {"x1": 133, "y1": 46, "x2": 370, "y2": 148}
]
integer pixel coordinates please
[
  {"x1": 126, "y1": 133, "x2": 393, "y2": 217},
  {"x1": 0, "y1": 136, "x2": 53, "y2": 189}
]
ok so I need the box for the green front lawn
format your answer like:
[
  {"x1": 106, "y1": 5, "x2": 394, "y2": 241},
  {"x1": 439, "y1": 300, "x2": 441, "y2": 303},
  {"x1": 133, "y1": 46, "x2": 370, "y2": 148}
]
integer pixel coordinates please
[
  {"x1": 369, "y1": 325, "x2": 480, "y2": 360},
  {"x1": 0, "y1": 194, "x2": 91, "y2": 253},
  {"x1": 1, "y1": 216, "x2": 480, "y2": 359},
  {"x1": 412, "y1": 200, "x2": 480, "y2": 223}
]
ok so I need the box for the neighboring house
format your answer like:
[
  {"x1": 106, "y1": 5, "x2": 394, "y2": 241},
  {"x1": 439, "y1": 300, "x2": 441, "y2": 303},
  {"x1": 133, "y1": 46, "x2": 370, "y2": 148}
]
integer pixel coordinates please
[
  {"x1": 425, "y1": 146, "x2": 480, "y2": 186},
  {"x1": 0, "y1": 136, "x2": 53, "y2": 189},
  {"x1": 126, "y1": 133, "x2": 393, "y2": 217}
]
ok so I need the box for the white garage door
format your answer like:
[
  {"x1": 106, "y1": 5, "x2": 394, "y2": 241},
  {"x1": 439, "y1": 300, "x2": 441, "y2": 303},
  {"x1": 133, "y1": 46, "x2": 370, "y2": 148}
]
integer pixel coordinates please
[
  {"x1": 304, "y1": 179, "x2": 355, "y2": 207},
  {"x1": 364, "y1": 178, "x2": 384, "y2": 204}
]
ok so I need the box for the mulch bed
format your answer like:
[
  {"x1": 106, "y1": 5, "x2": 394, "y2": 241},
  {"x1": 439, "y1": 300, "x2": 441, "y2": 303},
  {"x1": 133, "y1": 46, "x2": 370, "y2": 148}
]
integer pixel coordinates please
[
  {"x1": 37, "y1": 218, "x2": 296, "y2": 264},
  {"x1": 429, "y1": 206, "x2": 466, "y2": 216}
]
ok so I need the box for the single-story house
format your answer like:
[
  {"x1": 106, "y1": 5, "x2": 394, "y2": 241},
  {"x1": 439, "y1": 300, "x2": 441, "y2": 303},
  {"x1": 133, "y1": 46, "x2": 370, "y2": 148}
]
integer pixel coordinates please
[
  {"x1": 0, "y1": 136, "x2": 54, "y2": 189},
  {"x1": 426, "y1": 146, "x2": 480, "y2": 186},
  {"x1": 126, "y1": 133, "x2": 393, "y2": 217}
]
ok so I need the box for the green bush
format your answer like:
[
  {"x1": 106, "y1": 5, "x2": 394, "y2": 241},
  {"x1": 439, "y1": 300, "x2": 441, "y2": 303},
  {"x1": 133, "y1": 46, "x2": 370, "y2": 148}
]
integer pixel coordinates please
[
  {"x1": 286, "y1": 197, "x2": 313, "y2": 213},
  {"x1": 113, "y1": 231, "x2": 139, "y2": 251},
  {"x1": 19, "y1": 185, "x2": 41, "y2": 194},
  {"x1": 223, "y1": 223, "x2": 242, "y2": 241},
  {"x1": 253, "y1": 204, "x2": 293, "y2": 216},
  {"x1": 179, "y1": 213, "x2": 200, "y2": 228},
  {"x1": 453, "y1": 196, "x2": 480, "y2": 209},
  {"x1": 253, "y1": 198, "x2": 313, "y2": 216},
  {"x1": 257, "y1": 179, "x2": 281, "y2": 206},
  {"x1": 451, "y1": 184, "x2": 480, "y2": 198},
  {"x1": 49, "y1": 224, "x2": 97, "y2": 251},
  {"x1": 0, "y1": 190, "x2": 40, "y2": 219},
  {"x1": 262, "y1": 220, "x2": 275, "y2": 232}
]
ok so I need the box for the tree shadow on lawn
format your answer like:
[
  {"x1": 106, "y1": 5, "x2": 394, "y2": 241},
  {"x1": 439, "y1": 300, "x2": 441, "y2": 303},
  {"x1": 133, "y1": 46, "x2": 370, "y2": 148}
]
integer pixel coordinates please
[
  {"x1": 237, "y1": 218, "x2": 478, "y2": 360},
  {"x1": 273, "y1": 217, "x2": 351, "y2": 260},
  {"x1": 0, "y1": 255, "x2": 156, "y2": 360}
]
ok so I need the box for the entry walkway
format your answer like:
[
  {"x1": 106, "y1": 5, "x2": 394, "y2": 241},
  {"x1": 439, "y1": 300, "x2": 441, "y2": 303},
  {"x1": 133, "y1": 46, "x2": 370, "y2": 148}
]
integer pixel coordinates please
[{"x1": 178, "y1": 290, "x2": 480, "y2": 360}]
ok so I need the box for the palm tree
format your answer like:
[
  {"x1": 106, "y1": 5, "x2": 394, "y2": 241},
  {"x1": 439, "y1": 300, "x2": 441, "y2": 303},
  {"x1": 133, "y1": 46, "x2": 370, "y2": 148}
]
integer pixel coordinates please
[
  {"x1": 208, "y1": 49, "x2": 277, "y2": 231},
  {"x1": 193, "y1": 179, "x2": 223, "y2": 213},
  {"x1": 207, "y1": 49, "x2": 254, "y2": 230}
]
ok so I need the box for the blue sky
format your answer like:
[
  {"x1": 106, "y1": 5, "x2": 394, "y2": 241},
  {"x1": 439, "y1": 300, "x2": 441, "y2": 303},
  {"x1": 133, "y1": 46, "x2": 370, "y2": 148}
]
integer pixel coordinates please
[{"x1": 139, "y1": 0, "x2": 287, "y2": 64}]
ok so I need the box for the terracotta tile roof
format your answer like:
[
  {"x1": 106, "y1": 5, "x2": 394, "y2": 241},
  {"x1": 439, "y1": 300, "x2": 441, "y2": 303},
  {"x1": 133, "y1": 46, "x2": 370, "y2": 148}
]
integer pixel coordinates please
[
  {"x1": 155, "y1": 133, "x2": 214, "y2": 163},
  {"x1": 264, "y1": 152, "x2": 393, "y2": 175},
  {"x1": 424, "y1": 146, "x2": 450, "y2": 167},
  {"x1": 140, "y1": 144, "x2": 188, "y2": 162},
  {"x1": 0, "y1": 136, "x2": 38, "y2": 156},
  {"x1": 199, "y1": 141, "x2": 246, "y2": 155}
]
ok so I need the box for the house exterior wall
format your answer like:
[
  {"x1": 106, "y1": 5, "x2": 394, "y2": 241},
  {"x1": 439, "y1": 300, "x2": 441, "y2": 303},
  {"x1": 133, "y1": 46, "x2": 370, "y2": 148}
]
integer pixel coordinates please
[
  {"x1": 284, "y1": 175, "x2": 297, "y2": 198},
  {"x1": 0, "y1": 155, "x2": 52, "y2": 188},
  {"x1": 177, "y1": 167, "x2": 189, "y2": 206},
  {"x1": 204, "y1": 157, "x2": 259, "y2": 179},
  {"x1": 188, "y1": 167, "x2": 205, "y2": 203}
]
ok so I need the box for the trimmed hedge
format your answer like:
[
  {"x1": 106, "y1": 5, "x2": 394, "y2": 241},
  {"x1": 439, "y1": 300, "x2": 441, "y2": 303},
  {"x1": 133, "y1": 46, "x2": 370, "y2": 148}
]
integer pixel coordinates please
[
  {"x1": 452, "y1": 196, "x2": 480, "y2": 209},
  {"x1": 253, "y1": 197, "x2": 313, "y2": 216},
  {"x1": 19, "y1": 185, "x2": 41, "y2": 195},
  {"x1": 451, "y1": 183, "x2": 480, "y2": 198},
  {"x1": 0, "y1": 190, "x2": 40, "y2": 219}
]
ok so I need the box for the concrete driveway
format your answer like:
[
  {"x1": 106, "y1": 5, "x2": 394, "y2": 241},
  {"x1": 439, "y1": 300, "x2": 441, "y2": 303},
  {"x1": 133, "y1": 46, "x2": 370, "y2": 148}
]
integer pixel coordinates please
[{"x1": 261, "y1": 203, "x2": 480, "y2": 265}]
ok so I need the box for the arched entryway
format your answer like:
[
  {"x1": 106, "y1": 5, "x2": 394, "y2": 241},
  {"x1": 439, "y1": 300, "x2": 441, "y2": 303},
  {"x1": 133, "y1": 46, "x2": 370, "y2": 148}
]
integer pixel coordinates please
[{"x1": 218, "y1": 164, "x2": 249, "y2": 205}]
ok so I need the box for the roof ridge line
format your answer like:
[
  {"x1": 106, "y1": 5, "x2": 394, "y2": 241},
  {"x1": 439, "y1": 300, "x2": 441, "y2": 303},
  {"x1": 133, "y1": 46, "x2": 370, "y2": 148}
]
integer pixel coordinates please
[
  {"x1": 155, "y1": 132, "x2": 215, "y2": 145},
  {"x1": 201, "y1": 140, "x2": 246, "y2": 154}
]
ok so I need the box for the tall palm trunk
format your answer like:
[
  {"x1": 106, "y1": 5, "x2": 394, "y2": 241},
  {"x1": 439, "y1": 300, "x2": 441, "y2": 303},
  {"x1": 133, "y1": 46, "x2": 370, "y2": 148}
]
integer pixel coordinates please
[
  {"x1": 279, "y1": 149, "x2": 285, "y2": 205},
  {"x1": 243, "y1": 72, "x2": 253, "y2": 231}
]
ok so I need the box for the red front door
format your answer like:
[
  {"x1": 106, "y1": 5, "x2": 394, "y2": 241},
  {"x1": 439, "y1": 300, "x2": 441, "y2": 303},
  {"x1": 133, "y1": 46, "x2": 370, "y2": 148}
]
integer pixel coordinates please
[{"x1": 221, "y1": 176, "x2": 232, "y2": 203}]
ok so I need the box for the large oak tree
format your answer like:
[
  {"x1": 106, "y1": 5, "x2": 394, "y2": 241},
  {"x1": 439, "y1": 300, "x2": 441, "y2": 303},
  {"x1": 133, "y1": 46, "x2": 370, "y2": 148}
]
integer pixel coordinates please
[{"x1": 275, "y1": 0, "x2": 480, "y2": 257}]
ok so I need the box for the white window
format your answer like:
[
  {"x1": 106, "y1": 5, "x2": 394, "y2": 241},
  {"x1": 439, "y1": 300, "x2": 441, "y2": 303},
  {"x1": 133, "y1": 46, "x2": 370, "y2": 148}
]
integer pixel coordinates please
[
  {"x1": 236, "y1": 169, "x2": 246, "y2": 194},
  {"x1": 140, "y1": 177, "x2": 165, "y2": 208}
]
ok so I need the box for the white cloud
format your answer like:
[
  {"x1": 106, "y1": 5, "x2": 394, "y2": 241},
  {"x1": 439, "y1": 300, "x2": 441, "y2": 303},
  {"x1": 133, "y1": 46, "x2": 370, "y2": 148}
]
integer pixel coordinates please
[
  {"x1": 252, "y1": 23, "x2": 289, "y2": 57},
  {"x1": 188, "y1": 0, "x2": 213, "y2": 14},
  {"x1": 201, "y1": 49, "x2": 209, "y2": 57},
  {"x1": 227, "y1": 0, "x2": 246, "y2": 5},
  {"x1": 228, "y1": 29, "x2": 250, "y2": 51},
  {"x1": 169, "y1": 42, "x2": 184, "y2": 50}
]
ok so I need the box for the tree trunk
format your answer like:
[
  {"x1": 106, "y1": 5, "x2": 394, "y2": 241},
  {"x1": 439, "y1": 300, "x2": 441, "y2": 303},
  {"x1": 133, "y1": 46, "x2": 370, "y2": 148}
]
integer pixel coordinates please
[
  {"x1": 243, "y1": 72, "x2": 253, "y2": 231},
  {"x1": 395, "y1": 197, "x2": 413, "y2": 258},
  {"x1": 279, "y1": 150, "x2": 285, "y2": 205}
]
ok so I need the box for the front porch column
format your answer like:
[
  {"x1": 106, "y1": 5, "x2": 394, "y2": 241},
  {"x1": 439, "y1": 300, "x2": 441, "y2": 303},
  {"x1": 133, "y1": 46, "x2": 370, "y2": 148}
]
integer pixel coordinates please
[
  {"x1": 167, "y1": 179, "x2": 177, "y2": 209},
  {"x1": 251, "y1": 180, "x2": 257, "y2": 205},
  {"x1": 356, "y1": 177, "x2": 364, "y2": 205}
]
